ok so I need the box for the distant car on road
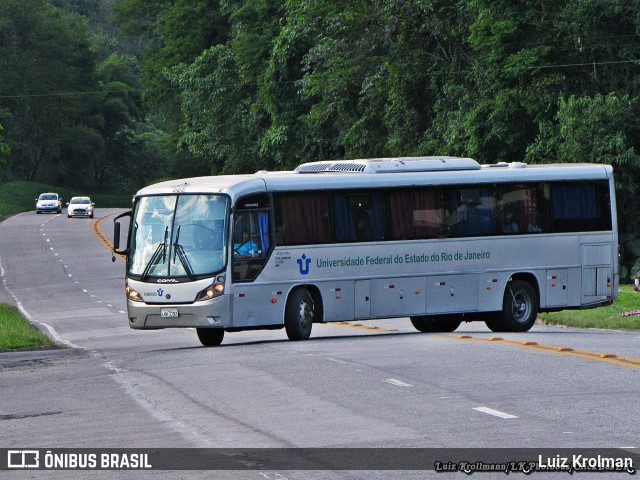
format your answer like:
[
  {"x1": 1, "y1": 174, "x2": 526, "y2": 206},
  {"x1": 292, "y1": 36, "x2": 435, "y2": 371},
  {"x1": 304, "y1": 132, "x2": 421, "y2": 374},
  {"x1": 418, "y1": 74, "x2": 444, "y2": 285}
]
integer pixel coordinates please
[
  {"x1": 35, "y1": 193, "x2": 62, "y2": 214},
  {"x1": 67, "y1": 196, "x2": 95, "y2": 218}
]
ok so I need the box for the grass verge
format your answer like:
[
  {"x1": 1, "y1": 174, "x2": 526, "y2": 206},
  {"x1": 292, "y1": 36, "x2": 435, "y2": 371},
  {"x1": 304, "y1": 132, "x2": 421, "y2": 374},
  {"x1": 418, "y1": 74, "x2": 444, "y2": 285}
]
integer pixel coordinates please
[
  {"x1": 0, "y1": 304, "x2": 54, "y2": 351},
  {"x1": 539, "y1": 285, "x2": 640, "y2": 330}
]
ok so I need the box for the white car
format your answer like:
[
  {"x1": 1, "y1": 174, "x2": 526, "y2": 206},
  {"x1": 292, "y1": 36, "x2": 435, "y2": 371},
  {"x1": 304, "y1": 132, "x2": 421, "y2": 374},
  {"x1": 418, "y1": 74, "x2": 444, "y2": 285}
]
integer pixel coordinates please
[
  {"x1": 36, "y1": 193, "x2": 62, "y2": 214},
  {"x1": 67, "y1": 196, "x2": 95, "y2": 218}
]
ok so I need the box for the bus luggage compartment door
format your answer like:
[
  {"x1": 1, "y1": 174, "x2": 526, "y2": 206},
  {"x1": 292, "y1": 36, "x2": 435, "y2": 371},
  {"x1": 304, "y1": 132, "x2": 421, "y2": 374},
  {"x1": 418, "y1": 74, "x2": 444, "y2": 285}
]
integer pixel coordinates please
[
  {"x1": 426, "y1": 274, "x2": 478, "y2": 314},
  {"x1": 581, "y1": 243, "x2": 613, "y2": 301},
  {"x1": 371, "y1": 277, "x2": 427, "y2": 318},
  {"x1": 545, "y1": 269, "x2": 568, "y2": 307},
  {"x1": 354, "y1": 280, "x2": 371, "y2": 319}
]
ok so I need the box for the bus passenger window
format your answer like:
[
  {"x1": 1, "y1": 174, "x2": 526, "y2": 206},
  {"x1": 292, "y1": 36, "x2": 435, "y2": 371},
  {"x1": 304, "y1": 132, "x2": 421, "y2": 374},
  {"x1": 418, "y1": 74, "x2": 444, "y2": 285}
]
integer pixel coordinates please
[
  {"x1": 334, "y1": 192, "x2": 385, "y2": 243},
  {"x1": 388, "y1": 188, "x2": 439, "y2": 240},
  {"x1": 353, "y1": 209, "x2": 373, "y2": 242},
  {"x1": 499, "y1": 183, "x2": 548, "y2": 234},
  {"x1": 274, "y1": 193, "x2": 331, "y2": 246},
  {"x1": 444, "y1": 187, "x2": 495, "y2": 237}
]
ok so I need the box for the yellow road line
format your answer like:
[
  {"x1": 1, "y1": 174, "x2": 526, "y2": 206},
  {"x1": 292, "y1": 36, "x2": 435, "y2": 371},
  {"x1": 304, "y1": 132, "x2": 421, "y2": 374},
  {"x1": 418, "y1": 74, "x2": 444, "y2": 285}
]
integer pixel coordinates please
[
  {"x1": 330, "y1": 321, "x2": 398, "y2": 332},
  {"x1": 92, "y1": 213, "x2": 125, "y2": 262},
  {"x1": 439, "y1": 333, "x2": 640, "y2": 369}
]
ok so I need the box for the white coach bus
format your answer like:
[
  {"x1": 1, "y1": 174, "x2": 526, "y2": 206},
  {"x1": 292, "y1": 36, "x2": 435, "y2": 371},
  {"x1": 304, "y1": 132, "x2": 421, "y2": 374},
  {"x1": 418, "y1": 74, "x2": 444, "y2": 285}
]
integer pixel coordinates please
[{"x1": 112, "y1": 157, "x2": 618, "y2": 346}]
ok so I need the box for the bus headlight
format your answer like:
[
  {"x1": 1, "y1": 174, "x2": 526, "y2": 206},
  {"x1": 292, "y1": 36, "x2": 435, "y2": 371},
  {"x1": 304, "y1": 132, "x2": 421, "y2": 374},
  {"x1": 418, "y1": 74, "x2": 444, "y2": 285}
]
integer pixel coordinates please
[
  {"x1": 125, "y1": 284, "x2": 142, "y2": 302},
  {"x1": 196, "y1": 282, "x2": 224, "y2": 301}
]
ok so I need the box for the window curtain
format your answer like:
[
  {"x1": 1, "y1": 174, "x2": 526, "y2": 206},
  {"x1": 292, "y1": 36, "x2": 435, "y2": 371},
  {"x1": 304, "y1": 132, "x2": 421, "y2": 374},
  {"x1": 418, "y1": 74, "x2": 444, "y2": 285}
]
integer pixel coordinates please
[
  {"x1": 389, "y1": 189, "x2": 437, "y2": 239},
  {"x1": 333, "y1": 194, "x2": 356, "y2": 242},
  {"x1": 551, "y1": 184, "x2": 597, "y2": 219},
  {"x1": 369, "y1": 194, "x2": 385, "y2": 240},
  {"x1": 281, "y1": 194, "x2": 330, "y2": 245},
  {"x1": 258, "y1": 212, "x2": 270, "y2": 252}
]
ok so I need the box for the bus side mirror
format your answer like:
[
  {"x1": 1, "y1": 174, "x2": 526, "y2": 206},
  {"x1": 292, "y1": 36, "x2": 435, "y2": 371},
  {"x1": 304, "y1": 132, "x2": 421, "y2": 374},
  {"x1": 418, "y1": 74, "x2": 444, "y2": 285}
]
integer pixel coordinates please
[
  {"x1": 113, "y1": 222, "x2": 121, "y2": 250},
  {"x1": 112, "y1": 210, "x2": 131, "y2": 261}
]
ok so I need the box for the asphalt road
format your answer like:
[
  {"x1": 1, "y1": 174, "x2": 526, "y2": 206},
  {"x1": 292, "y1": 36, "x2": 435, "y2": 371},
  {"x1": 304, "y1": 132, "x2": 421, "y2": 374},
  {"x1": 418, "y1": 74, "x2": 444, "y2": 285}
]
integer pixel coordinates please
[{"x1": 0, "y1": 209, "x2": 638, "y2": 479}]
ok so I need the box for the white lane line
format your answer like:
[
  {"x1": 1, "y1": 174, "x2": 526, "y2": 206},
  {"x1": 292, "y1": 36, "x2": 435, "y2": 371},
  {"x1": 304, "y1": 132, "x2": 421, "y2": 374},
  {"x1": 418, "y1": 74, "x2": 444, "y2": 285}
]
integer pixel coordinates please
[
  {"x1": 39, "y1": 322, "x2": 85, "y2": 350},
  {"x1": 327, "y1": 357, "x2": 348, "y2": 364},
  {"x1": 474, "y1": 406, "x2": 518, "y2": 419},
  {"x1": 385, "y1": 378, "x2": 412, "y2": 387}
]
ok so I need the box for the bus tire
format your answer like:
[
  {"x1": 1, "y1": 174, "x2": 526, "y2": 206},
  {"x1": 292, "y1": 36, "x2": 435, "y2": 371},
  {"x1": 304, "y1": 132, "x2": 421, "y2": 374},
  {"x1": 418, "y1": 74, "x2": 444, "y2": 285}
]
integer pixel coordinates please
[
  {"x1": 499, "y1": 280, "x2": 538, "y2": 332},
  {"x1": 196, "y1": 328, "x2": 224, "y2": 347},
  {"x1": 484, "y1": 316, "x2": 506, "y2": 332},
  {"x1": 285, "y1": 288, "x2": 314, "y2": 341},
  {"x1": 410, "y1": 316, "x2": 461, "y2": 333}
]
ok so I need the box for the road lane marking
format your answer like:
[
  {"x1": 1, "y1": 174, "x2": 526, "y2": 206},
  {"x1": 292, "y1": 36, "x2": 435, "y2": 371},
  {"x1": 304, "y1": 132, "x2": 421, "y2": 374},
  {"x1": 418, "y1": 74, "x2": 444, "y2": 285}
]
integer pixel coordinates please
[
  {"x1": 385, "y1": 378, "x2": 412, "y2": 387},
  {"x1": 441, "y1": 334, "x2": 640, "y2": 369},
  {"x1": 327, "y1": 357, "x2": 348, "y2": 364},
  {"x1": 474, "y1": 407, "x2": 518, "y2": 419},
  {"x1": 93, "y1": 213, "x2": 125, "y2": 261},
  {"x1": 330, "y1": 321, "x2": 397, "y2": 332}
]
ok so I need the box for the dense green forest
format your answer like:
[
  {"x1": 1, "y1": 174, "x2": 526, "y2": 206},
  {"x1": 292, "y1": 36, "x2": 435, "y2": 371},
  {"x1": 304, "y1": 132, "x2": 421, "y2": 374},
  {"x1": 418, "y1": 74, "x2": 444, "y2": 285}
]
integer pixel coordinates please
[{"x1": 1, "y1": 0, "x2": 640, "y2": 279}]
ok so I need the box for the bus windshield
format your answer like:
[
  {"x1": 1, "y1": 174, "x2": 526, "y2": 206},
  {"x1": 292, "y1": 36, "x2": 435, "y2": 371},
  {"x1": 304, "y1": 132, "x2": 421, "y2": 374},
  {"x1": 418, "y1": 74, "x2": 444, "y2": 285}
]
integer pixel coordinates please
[{"x1": 128, "y1": 194, "x2": 229, "y2": 278}]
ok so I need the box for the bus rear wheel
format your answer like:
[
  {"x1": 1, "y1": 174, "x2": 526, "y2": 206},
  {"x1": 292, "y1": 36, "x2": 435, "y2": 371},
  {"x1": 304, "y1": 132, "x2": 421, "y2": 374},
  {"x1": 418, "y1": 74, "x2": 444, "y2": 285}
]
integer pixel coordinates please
[
  {"x1": 410, "y1": 316, "x2": 461, "y2": 333},
  {"x1": 196, "y1": 328, "x2": 224, "y2": 347},
  {"x1": 495, "y1": 280, "x2": 538, "y2": 332},
  {"x1": 285, "y1": 288, "x2": 314, "y2": 341}
]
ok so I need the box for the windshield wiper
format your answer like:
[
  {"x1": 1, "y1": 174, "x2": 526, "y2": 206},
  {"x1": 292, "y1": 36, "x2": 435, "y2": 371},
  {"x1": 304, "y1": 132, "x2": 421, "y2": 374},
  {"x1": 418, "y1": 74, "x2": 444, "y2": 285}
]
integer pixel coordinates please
[
  {"x1": 172, "y1": 225, "x2": 195, "y2": 280},
  {"x1": 140, "y1": 226, "x2": 168, "y2": 280}
]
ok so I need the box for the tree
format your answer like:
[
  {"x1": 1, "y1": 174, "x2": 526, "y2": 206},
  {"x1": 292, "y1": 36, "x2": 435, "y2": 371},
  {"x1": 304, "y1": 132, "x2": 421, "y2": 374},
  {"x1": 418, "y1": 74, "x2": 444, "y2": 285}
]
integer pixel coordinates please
[
  {"x1": 0, "y1": 123, "x2": 9, "y2": 164},
  {"x1": 112, "y1": 0, "x2": 229, "y2": 145},
  {"x1": 0, "y1": 0, "x2": 97, "y2": 183}
]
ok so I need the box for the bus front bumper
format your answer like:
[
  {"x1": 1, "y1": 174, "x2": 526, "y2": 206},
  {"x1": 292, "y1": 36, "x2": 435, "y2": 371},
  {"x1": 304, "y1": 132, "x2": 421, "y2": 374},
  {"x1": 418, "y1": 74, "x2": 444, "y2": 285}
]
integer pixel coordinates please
[{"x1": 127, "y1": 295, "x2": 232, "y2": 329}]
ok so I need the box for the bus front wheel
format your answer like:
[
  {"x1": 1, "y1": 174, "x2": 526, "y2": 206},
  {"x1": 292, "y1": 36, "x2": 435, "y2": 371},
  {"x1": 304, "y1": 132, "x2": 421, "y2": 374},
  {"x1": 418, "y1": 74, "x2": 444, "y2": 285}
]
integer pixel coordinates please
[
  {"x1": 285, "y1": 288, "x2": 314, "y2": 341},
  {"x1": 410, "y1": 316, "x2": 461, "y2": 333},
  {"x1": 497, "y1": 280, "x2": 538, "y2": 332},
  {"x1": 196, "y1": 328, "x2": 224, "y2": 347}
]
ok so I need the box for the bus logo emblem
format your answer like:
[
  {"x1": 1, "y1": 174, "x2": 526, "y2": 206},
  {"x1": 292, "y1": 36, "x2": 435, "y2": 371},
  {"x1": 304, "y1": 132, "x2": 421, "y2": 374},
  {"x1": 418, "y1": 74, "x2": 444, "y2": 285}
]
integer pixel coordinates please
[
  {"x1": 157, "y1": 288, "x2": 164, "y2": 296},
  {"x1": 297, "y1": 254, "x2": 311, "y2": 275}
]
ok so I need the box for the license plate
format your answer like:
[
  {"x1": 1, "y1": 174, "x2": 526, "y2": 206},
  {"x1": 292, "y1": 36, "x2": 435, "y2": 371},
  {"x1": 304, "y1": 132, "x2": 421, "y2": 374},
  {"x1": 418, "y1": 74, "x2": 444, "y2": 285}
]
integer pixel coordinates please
[{"x1": 160, "y1": 308, "x2": 179, "y2": 318}]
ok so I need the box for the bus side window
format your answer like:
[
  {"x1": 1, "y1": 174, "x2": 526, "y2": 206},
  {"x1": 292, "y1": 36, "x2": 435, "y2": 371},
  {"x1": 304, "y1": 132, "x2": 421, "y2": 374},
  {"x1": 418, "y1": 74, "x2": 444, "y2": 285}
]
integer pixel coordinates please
[
  {"x1": 275, "y1": 192, "x2": 331, "y2": 246},
  {"x1": 232, "y1": 208, "x2": 270, "y2": 282},
  {"x1": 499, "y1": 184, "x2": 542, "y2": 234},
  {"x1": 334, "y1": 192, "x2": 385, "y2": 243},
  {"x1": 388, "y1": 188, "x2": 439, "y2": 240},
  {"x1": 444, "y1": 187, "x2": 495, "y2": 237},
  {"x1": 550, "y1": 182, "x2": 611, "y2": 232},
  {"x1": 233, "y1": 214, "x2": 263, "y2": 256}
]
